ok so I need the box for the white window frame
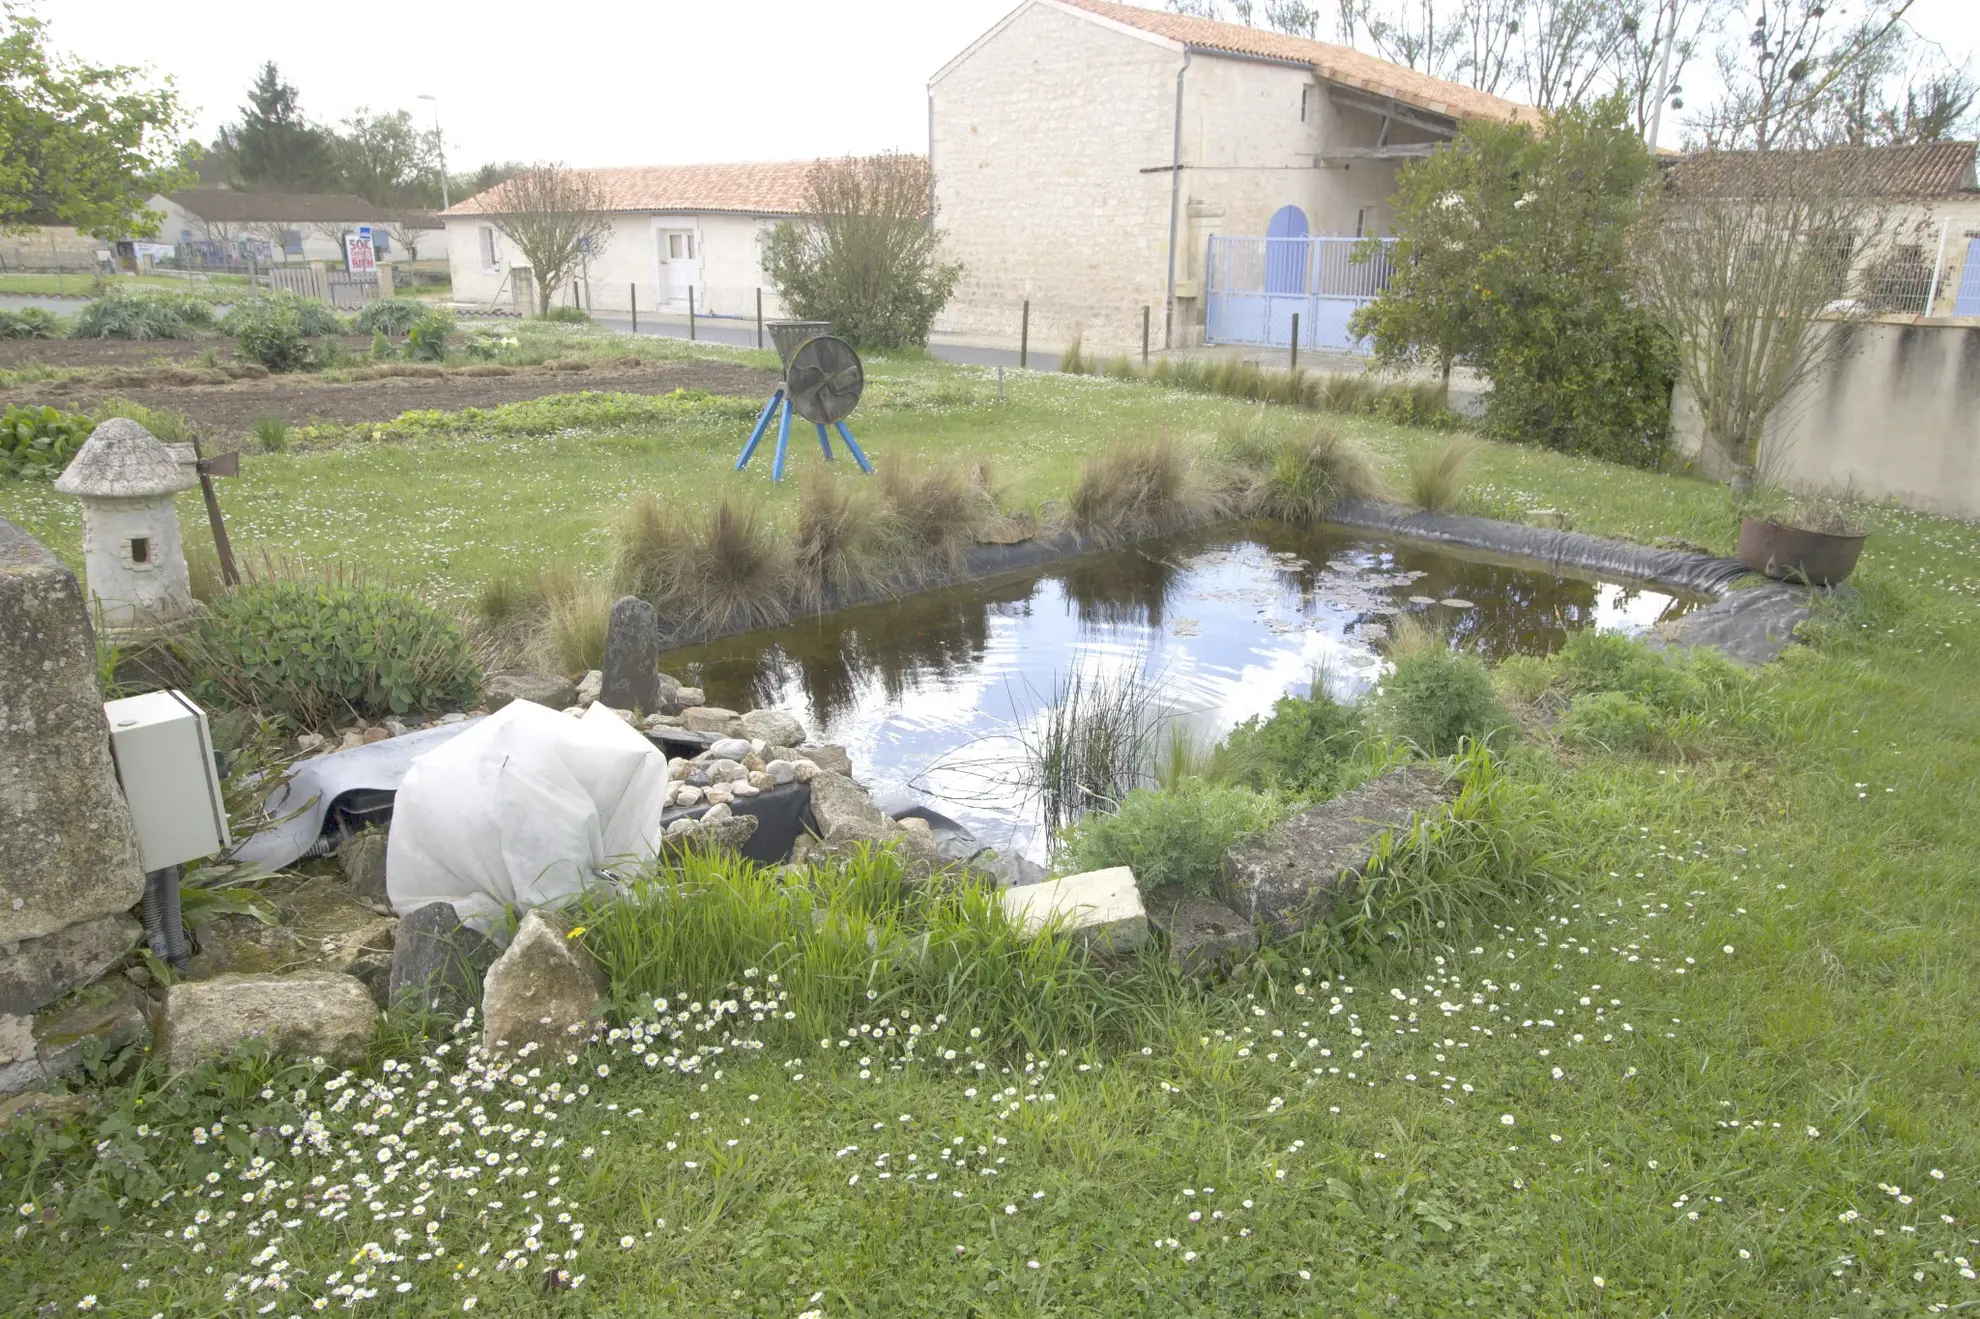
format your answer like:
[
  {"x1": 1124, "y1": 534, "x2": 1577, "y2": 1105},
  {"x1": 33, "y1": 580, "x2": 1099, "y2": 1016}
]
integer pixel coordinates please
[{"x1": 479, "y1": 224, "x2": 501, "y2": 272}]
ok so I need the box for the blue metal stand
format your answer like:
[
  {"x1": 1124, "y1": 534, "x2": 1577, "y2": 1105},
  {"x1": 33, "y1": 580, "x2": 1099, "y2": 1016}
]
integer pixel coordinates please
[
  {"x1": 736, "y1": 388, "x2": 782, "y2": 471},
  {"x1": 834, "y1": 421, "x2": 874, "y2": 474},
  {"x1": 735, "y1": 387, "x2": 872, "y2": 480},
  {"x1": 770, "y1": 395, "x2": 794, "y2": 482}
]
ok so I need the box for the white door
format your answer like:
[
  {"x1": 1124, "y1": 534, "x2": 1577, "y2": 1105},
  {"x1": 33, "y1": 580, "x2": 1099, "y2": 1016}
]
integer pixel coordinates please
[{"x1": 660, "y1": 229, "x2": 701, "y2": 306}]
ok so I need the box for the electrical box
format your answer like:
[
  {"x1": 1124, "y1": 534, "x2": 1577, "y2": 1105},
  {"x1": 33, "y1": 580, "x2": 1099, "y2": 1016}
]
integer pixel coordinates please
[{"x1": 104, "y1": 690, "x2": 231, "y2": 872}]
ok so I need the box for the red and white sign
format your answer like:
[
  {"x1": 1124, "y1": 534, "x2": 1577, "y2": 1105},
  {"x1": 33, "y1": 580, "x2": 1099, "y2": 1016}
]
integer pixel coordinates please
[{"x1": 344, "y1": 229, "x2": 377, "y2": 275}]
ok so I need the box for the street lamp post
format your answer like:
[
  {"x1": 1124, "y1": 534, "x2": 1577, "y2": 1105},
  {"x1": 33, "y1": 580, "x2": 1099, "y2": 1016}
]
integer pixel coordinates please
[{"x1": 417, "y1": 94, "x2": 449, "y2": 209}]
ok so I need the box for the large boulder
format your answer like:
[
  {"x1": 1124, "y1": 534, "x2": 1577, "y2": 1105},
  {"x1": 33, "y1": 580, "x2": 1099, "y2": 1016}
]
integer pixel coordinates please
[
  {"x1": 803, "y1": 744, "x2": 854, "y2": 777},
  {"x1": 388, "y1": 903, "x2": 498, "y2": 1019},
  {"x1": 486, "y1": 672, "x2": 579, "y2": 713},
  {"x1": 480, "y1": 910, "x2": 605, "y2": 1055},
  {"x1": 1148, "y1": 892, "x2": 1256, "y2": 977},
  {"x1": 154, "y1": 971, "x2": 380, "y2": 1074},
  {"x1": 0, "y1": 912, "x2": 142, "y2": 1017},
  {"x1": 739, "y1": 708, "x2": 805, "y2": 747},
  {"x1": 0, "y1": 517, "x2": 145, "y2": 944},
  {"x1": 1000, "y1": 867, "x2": 1147, "y2": 952},
  {"x1": 1221, "y1": 768, "x2": 1453, "y2": 938},
  {"x1": 659, "y1": 812, "x2": 759, "y2": 861}
]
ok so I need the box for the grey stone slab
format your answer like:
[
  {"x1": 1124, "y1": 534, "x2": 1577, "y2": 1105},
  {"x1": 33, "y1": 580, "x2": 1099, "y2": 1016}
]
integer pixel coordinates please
[
  {"x1": 485, "y1": 672, "x2": 578, "y2": 712},
  {"x1": 1222, "y1": 768, "x2": 1454, "y2": 938},
  {"x1": 0, "y1": 912, "x2": 142, "y2": 1016},
  {"x1": 481, "y1": 910, "x2": 605, "y2": 1055},
  {"x1": 0, "y1": 517, "x2": 145, "y2": 943},
  {"x1": 599, "y1": 595, "x2": 661, "y2": 714},
  {"x1": 154, "y1": 971, "x2": 380, "y2": 1074},
  {"x1": 1149, "y1": 893, "x2": 1257, "y2": 977}
]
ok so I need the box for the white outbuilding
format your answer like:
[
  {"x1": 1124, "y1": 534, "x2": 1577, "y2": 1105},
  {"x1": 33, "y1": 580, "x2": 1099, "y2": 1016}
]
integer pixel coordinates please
[{"x1": 53, "y1": 418, "x2": 199, "y2": 632}]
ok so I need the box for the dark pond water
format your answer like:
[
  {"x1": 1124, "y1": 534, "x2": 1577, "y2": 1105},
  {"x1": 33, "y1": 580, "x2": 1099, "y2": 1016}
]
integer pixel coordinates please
[{"x1": 663, "y1": 526, "x2": 1695, "y2": 859}]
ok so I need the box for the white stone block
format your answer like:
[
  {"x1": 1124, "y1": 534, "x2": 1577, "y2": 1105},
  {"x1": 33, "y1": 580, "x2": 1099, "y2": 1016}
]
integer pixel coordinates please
[{"x1": 999, "y1": 867, "x2": 1147, "y2": 951}]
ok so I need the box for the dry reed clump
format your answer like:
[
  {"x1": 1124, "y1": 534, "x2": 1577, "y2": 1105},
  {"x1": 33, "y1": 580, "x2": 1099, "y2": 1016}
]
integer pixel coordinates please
[
  {"x1": 793, "y1": 466, "x2": 903, "y2": 606},
  {"x1": 614, "y1": 494, "x2": 792, "y2": 636},
  {"x1": 877, "y1": 455, "x2": 997, "y2": 574},
  {"x1": 1228, "y1": 423, "x2": 1388, "y2": 526},
  {"x1": 470, "y1": 564, "x2": 612, "y2": 673},
  {"x1": 1404, "y1": 436, "x2": 1476, "y2": 513},
  {"x1": 1068, "y1": 434, "x2": 1223, "y2": 547}
]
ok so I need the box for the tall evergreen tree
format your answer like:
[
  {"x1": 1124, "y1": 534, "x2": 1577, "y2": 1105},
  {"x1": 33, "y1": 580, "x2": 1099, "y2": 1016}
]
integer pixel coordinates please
[{"x1": 216, "y1": 62, "x2": 333, "y2": 190}]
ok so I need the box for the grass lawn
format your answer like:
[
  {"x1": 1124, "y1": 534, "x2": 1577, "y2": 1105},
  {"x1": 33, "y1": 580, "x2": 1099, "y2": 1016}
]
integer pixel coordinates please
[
  {"x1": 5, "y1": 328, "x2": 1980, "y2": 1315},
  {"x1": 0, "y1": 272, "x2": 255, "y2": 299}
]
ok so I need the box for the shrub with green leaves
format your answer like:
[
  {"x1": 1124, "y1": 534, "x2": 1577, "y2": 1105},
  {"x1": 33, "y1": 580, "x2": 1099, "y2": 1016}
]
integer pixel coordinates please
[
  {"x1": 0, "y1": 306, "x2": 62, "y2": 339},
  {"x1": 544, "y1": 305, "x2": 591, "y2": 324},
  {"x1": 71, "y1": 290, "x2": 216, "y2": 340},
  {"x1": 1058, "y1": 778, "x2": 1285, "y2": 898},
  {"x1": 1377, "y1": 642, "x2": 1509, "y2": 757},
  {"x1": 0, "y1": 404, "x2": 92, "y2": 480},
  {"x1": 181, "y1": 579, "x2": 482, "y2": 726},
  {"x1": 1214, "y1": 687, "x2": 1363, "y2": 795},
  {"x1": 223, "y1": 291, "x2": 345, "y2": 371},
  {"x1": 404, "y1": 307, "x2": 454, "y2": 362},
  {"x1": 353, "y1": 298, "x2": 426, "y2": 336},
  {"x1": 1558, "y1": 689, "x2": 1659, "y2": 751}
]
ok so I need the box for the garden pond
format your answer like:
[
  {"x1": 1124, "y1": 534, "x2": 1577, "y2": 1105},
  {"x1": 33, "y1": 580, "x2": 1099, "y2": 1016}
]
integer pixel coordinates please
[{"x1": 663, "y1": 525, "x2": 1697, "y2": 859}]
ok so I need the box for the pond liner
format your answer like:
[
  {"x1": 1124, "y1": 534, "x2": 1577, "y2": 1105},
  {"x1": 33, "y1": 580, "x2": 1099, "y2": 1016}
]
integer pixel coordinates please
[{"x1": 1322, "y1": 500, "x2": 1752, "y2": 598}]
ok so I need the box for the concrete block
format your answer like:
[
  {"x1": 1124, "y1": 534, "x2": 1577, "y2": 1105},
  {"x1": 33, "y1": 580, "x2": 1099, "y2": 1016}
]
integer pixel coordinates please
[{"x1": 1000, "y1": 866, "x2": 1147, "y2": 951}]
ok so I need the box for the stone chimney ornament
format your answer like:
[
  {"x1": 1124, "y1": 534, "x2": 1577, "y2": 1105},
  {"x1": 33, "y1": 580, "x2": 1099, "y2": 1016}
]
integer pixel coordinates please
[{"x1": 54, "y1": 417, "x2": 201, "y2": 632}]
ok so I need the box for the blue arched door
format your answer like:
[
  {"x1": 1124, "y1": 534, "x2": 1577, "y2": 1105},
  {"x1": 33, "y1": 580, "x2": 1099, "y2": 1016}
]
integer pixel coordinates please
[{"x1": 1264, "y1": 205, "x2": 1309, "y2": 294}]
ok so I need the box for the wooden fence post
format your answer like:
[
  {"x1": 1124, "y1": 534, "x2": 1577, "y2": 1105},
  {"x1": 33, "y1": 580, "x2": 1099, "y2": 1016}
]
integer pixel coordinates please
[
  {"x1": 689, "y1": 286, "x2": 697, "y2": 340},
  {"x1": 630, "y1": 284, "x2": 637, "y2": 333},
  {"x1": 1020, "y1": 300, "x2": 1030, "y2": 370},
  {"x1": 756, "y1": 287, "x2": 764, "y2": 350},
  {"x1": 1290, "y1": 312, "x2": 1300, "y2": 370},
  {"x1": 1142, "y1": 305, "x2": 1150, "y2": 366}
]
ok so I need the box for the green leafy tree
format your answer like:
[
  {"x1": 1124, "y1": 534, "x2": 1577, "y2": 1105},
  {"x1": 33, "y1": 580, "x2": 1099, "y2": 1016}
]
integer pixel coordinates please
[
  {"x1": 762, "y1": 153, "x2": 962, "y2": 350},
  {"x1": 216, "y1": 62, "x2": 335, "y2": 190},
  {"x1": 333, "y1": 107, "x2": 440, "y2": 207},
  {"x1": 1353, "y1": 94, "x2": 1674, "y2": 468},
  {"x1": 0, "y1": 6, "x2": 196, "y2": 237}
]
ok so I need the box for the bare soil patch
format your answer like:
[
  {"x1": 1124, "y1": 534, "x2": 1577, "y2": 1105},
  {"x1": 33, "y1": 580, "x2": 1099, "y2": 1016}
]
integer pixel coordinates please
[{"x1": 0, "y1": 338, "x2": 776, "y2": 439}]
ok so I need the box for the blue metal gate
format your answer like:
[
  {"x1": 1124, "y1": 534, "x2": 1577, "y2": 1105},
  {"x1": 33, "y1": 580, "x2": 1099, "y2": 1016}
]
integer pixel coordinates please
[
  {"x1": 1955, "y1": 237, "x2": 1980, "y2": 318},
  {"x1": 1204, "y1": 235, "x2": 1396, "y2": 353}
]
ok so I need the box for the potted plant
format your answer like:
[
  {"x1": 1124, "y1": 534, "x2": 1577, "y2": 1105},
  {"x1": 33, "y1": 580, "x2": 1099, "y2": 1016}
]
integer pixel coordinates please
[{"x1": 1735, "y1": 487, "x2": 1871, "y2": 587}]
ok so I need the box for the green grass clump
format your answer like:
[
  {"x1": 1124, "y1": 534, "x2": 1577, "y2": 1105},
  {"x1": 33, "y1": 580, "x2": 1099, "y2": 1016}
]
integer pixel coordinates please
[
  {"x1": 794, "y1": 465, "x2": 902, "y2": 605},
  {"x1": 1058, "y1": 777, "x2": 1285, "y2": 898},
  {"x1": 544, "y1": 304, "x2": 592, "y2": 324},
  {"x1": 1226, "y1": 422, "x2": 1387, "y2": 524},
  {"x1": 876, "y1": 455, "x2": 995, "y2": 574},
  {"x1": 180, "y1": 574, "x2": 482, "y2": 726},
  {"x1": 1067, "y1": 434, "x2": 1220, "y2": 547},
  {"x1": 1404, "y1": 435, "x2": 1476, "y2": 512},
  {"x1": 616, "y1": 494, "x2": 791, "y2": 637},
  {"x1": 251, "y1": 413, "x2": 289, "y2": 453},
  {"x1": 71, "y1": 289, "x2": 216, "y2": 340}
]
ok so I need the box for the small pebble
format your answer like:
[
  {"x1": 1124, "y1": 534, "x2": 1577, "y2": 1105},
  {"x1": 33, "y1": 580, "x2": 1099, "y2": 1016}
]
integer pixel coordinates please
[
  {"x1": 703, "y1": 786, "x2": 734, "y2": 805},
  {"x1": 362, "y1": 726, "x2": 389, "y2": 745},
  {"x1": 709, "y1": 737, "x2": 753, "y2": 761},
  {"x1": 765, "y1": 759, "x2": 796, "y2": 786},
  {"x1": 747, "y1": 770, "x2": 774, "y2": 792},
  {"x1": 732, "y1": 781, "x2": 761, "y2": 798},
  {"x1": 296, "y1": 732, "x2": 326, "y2": 753},
  {"x1": 792, "y1": 759, "x2": 821, "y2": 783},
  {"x1": 439, "y1": 712, "x2": 467, "y2": 724},
  {"x1": 702, "y1": 802, "x2": 732, "y2": 821},
  {"x1": 674, "y1": 785, "x2": 703, "y2": 807},
  {"x1": 667, "y1": 757, "x2": 690, "y2": 781}
]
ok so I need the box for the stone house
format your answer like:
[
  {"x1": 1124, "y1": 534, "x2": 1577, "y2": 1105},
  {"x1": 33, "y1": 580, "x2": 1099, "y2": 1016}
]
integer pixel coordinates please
[
  {"x1": 439, "y1": 162, "x2": 819, "y2": 318},
  {"x1": 929, "y1": 0, "x2": 1538, "y2": 351},
  {"x1": 145, "y1": 191, "x2": 448, "y2": 267}
]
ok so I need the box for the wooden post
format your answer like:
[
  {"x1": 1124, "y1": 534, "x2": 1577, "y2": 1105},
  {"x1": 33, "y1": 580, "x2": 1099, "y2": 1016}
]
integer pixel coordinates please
[
  {"x1": 630, "y1": 284, "x2": 637, "y2": 333},
  {"x1": 189, "y1": 436, "x2": 239, "y2": 588},
  {"x1": 1142, "y1": 305, "x2": 1150, "y2": 365},
  {"x1": 688, "y1": 286, "x2": 696, "y2": 340},
  {"x1": 1290, "y1": 312, "x2": 1300, "y2": 370},
  {"x1": 755, "y1": 287, "x2": 764, "y2": 350},
  {"x1": 1020, "y1": 300, "x2": 1030, "y2": 369}
]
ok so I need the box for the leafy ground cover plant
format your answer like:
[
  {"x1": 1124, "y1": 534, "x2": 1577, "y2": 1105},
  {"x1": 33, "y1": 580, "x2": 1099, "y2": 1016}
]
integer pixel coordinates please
[
  {"x1": 352, "y1": 297, "x2": 426, "y2": 337},
  {"x1": 1058, "y1": 777, "x2": 1286, "y2": 897},
  {"x1": 179, "y1": 573, "x2": 482, "y2": 726},
  {"x1": 224, "y1": 292, "x2": 345, "y2": 372},
  {"x1": 0, "y1": 306, "x2": 62, "y2": 338},
  {"x1": 71, "y1": 289, "x2": 218, "y2": 340},
  {"x1": 0, "y1": 403, "x2": 92, "y2": 480},
  {"x1": 1374, "y1": 617, "x2": 1510, "y2": 755}
]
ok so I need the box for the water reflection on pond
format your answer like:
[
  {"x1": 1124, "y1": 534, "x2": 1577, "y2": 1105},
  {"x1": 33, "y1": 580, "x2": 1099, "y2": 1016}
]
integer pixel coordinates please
[{"x1": 663, "y1": 526, "x2": 1695, "y2": 859}]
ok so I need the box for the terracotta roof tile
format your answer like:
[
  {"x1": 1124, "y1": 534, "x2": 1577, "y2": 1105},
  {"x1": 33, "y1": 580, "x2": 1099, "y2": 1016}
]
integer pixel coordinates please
[
  {"x1": 443, "y1": 161, "x2": 828, "y2": 218},
  {"x1": 1673, "y1": 140, "x2": 1980, "y2": 200},
  {"x1": 166, "y1": 191, "x2": 394, "y2": 223},
  {"x1": 1053, "y1": 0, "x2": 1538, "y2": 126}
]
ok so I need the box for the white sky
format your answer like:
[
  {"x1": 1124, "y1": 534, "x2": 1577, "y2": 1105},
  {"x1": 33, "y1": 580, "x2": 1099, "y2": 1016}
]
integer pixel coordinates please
[{"x1": 43, "y1": 0, "x2": 1980, "y2": 172}]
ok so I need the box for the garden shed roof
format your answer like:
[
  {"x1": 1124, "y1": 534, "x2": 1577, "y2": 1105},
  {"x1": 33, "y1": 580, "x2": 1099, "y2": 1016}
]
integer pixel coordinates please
[
  {"x1": 443, "y1": 161, "x2": 827, "y2": 218},
  {"x1": 53, "y1": 418, "x2": 197, "y2": 499},
  {"x1": 1046, "y1": 0, "x2": 1539, "y2": 127}
]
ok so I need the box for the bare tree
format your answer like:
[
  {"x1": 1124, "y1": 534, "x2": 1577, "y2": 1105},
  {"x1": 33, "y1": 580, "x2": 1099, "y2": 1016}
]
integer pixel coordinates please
[
  {"x1": 382, "y1": 217, "x2": 427, "y2": 264},
  {"x1": 1523, "y1": 0, "x2": 1626, "y2": 110},
  {"x1": 480, "y1": 164, "x2": 615, "y2": 317},
  {"x1": 1692, "y1": 0, "x2": 1915, "y2": 150},
  {"x1": 1633, "y1": 150, "x2": 1890, "y2": 492},
  {"x1": 1607, "y1": 0, "x2": 1728, "y2": 136}
]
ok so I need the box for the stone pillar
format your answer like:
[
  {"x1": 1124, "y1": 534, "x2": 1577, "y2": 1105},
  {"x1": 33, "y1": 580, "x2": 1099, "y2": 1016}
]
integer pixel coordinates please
[
  {"x1": 0, "y1": 517, "x2": 146, "y2": 1090},
  {"x1": 376, "y1": 262, "x2": 395, "y2": 300},
  {"x1": 511, "y1": 266, "x2": 536, "y2": 318},
  {"x1": 598, "y1": 595, "x2": 660, "y2": 713}
]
